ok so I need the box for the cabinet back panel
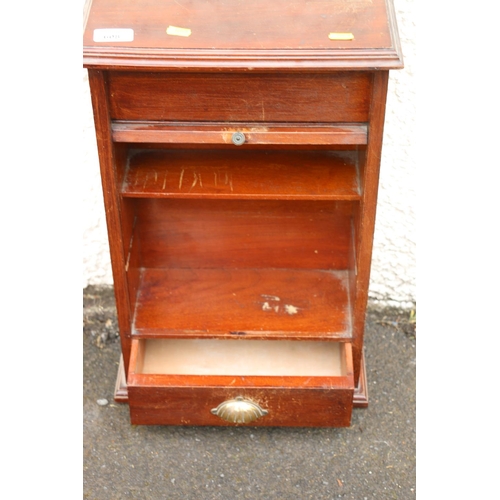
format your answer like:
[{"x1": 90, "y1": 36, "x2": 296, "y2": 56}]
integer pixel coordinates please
[
  {"x1": 108, "y1": 72, "x2": 371, "y2": 123},
  {"x1": 135, "y1": 199, "x2": 353, "y2": 270}
]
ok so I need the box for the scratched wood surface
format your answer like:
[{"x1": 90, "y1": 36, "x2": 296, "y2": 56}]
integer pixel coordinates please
[
  {"x1": 83, "y1": 0, "x2": 403, "y2": 70},
  {"x1": 128, "y1": 384, "x2": 354, "y2": 426},
  {"x1": 108, "y1": 72, "x2": 371, "y2": 122},
  {"x1": 112, "y1": 122, "x2": 368, "y2": 146},
  {"x1": 84, "y1": 0, "x2": 391, "y2": 50},
  {"x1": 132, "y1": 268, "x2": 352, "y2": 339},
  {"x1": 122, "y1": 149, "x2": 360, "y2": 200},
  {"x1": 128, "y1": 385, "x2": 354, "y2": 426}
]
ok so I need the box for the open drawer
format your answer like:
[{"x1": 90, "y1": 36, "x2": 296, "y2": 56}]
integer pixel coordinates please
[{"x1": 127, "y1": 338, "x2": 354, "y2": 427}]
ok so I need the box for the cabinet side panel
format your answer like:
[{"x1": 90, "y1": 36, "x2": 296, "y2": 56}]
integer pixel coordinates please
[
  {"x1": 352, "y1": 71, "x2": 389, "y2": 383},
  {"x1": 115, "y1": 144, "x2": 141, "y2": 315},
  {"x1": 88, "y1": 69, "x2": 132, "y2": 375}
]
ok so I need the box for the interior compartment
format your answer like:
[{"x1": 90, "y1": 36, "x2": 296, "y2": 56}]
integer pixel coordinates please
[
  {"x1": 133, "y1": 198, "x2": 353, "y2": 269},
  {"x1": 120, "y1": 147, "x2": 359, "y2": 340}
]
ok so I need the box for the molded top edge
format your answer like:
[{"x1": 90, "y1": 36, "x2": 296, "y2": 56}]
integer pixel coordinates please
[{"x1": 83, "y1": 0, "x2": 403, "y2": 70}]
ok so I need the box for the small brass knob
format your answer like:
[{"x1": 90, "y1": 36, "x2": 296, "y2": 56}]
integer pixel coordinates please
[
  {"x1": 211, "y1": 396, "x2": 268, "y2": 423},
  {"x1": 231, "y1": 131, "x2": 246, "y2": 146}
]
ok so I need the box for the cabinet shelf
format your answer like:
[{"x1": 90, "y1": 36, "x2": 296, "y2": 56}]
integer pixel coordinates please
[
  {"x1": 132, "y1": 268, "x2": 352, "y2": 340},
  {"x1": 122, "y1": 149, "x2": 361, "y2": 200}
]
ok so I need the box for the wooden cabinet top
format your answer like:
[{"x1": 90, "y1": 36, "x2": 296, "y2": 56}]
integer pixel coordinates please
[{"x1": 83, "y1": 0, "x2": 403, "y2": 70}]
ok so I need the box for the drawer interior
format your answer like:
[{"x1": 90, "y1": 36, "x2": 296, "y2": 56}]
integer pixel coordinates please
[{"x1": 135, "y1": 338, "x2": 347, "y2": 377}]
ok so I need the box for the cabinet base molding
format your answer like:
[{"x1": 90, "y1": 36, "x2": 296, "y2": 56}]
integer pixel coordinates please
[
  {"x1": 114, "y1": 355, "x2": 128, "y2": 402},
  {"x1": 353, "y1": 352, "x2": 369, "y2": 408}
]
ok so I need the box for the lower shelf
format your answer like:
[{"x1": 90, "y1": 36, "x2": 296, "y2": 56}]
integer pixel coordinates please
[
  {"x1": 133, "y1": 267, "x2": 352, "y2": 339},
  {"x1": 126, "y1": 338, "x2": 354, "y2": 426}
]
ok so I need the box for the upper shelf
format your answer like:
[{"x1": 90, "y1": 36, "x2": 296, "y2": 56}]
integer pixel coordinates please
[
  {"x1": 122, "y1": 149, "x2": 361, "y2": 200},
  {"x1": 83, "y1": 0, "x2": 403, "y2": 70}
]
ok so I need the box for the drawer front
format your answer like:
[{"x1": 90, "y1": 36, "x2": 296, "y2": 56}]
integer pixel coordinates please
[
  {"x1": 127, "y1": 339, "x2": 354, "y2": 427},
  {"x1": 108, "y1": 71, "x2": 372, "y2": 123},
  {"x1": 128, "y1": 385, "x2": 353, "y2": 427}
]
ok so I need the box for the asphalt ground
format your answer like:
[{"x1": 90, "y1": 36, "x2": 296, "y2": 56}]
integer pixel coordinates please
[{"x1": 83, "y1": 285, "x2": 416, "y2": 500}]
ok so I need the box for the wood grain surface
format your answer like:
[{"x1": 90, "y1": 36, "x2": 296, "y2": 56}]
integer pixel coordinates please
[
  {"x1": 132, "y1": 198, "x2": 354, "y2": 270},
  {"x1": 122, "y1": 149, "x2": 361, "y2": 200},
  {"x1": 108, "y1": 72, "x2": 372, "y2": 122},
  {"x1": 83, "y1": 0, "x2": 403, "y2": 69},
  {"x1": 132, "y1": 268, "x2": 352, "y2": 339}
]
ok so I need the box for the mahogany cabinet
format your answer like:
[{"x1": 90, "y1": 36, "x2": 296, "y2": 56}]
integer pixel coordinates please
[{"x1": 83, "y1": 0, "x2": 403, "y2": 427}]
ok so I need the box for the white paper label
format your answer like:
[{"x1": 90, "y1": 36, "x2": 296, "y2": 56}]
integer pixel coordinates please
[{"x1": 93, "y1": 29, "x2": 134, "y2": 42}]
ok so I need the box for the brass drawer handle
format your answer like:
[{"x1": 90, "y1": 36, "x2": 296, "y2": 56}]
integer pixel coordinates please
[
  {"x1": 231, "y1": 131, "x2": 246, "y2": 146},
  {"x1": 211, "y1": 396, "x2": 268, "y2": 423}
]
